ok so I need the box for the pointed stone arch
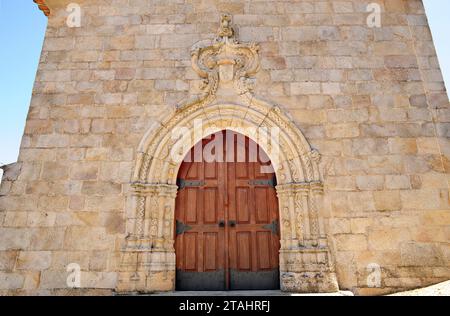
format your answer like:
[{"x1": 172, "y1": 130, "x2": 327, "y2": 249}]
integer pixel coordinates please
[
  {"x1": 117, "y1": 15, "x2": 338, "y2": 293},
  {"x1": 134, "y1": 98, "x2": 320, "y2": 186}
]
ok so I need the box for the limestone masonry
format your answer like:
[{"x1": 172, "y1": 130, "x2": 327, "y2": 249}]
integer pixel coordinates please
[{"x1": 0, "y1": 0, "x2": 449, "y2": 295}]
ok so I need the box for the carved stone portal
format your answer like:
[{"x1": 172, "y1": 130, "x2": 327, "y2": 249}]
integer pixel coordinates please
[{"x1": 117, "y1": 14, "x2": 339, "y2": 293}]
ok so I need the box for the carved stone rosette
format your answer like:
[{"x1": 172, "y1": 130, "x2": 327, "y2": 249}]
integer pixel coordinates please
[{"x1": 118, "y1": 14, "x2": 338, "y2": 293}]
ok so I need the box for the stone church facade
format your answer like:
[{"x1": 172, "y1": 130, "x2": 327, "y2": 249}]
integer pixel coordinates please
[{"x1": 0, "y1": 0, "x2": 448, "y2": 295}]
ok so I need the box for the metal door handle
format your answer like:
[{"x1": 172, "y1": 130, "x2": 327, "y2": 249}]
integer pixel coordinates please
[
  {"x1": 228, "y1": 220, "x2": 236, "y2": 227},
  {"x1": 218, "y1": 220, "x2": 225, "y2": 228}
]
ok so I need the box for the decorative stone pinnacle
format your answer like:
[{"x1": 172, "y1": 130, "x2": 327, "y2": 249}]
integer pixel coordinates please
[{"x1": 216, "y1": 14, "x2": 235, "y2": 43}]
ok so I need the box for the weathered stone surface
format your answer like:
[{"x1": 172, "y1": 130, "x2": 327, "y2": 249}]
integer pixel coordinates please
[
  {"x1": 0, "y1": 228, "x2": 31, "y2": 250},
  {"x1": 29, "y1": 228, "x2": 65, "y2": 251},
  {"x1": 16, "y1": 251, "x2": 52, "y2": 270},
  {"x1": 335, "y1": 234, "x2": 367, "y2": 251},
  {"x1": 1, "y1": 164, "x2": 22, "y2": 181},
  {"x1": 373, "y1": 191, "x2": 402, "y2": 211},
  {"x1": 356, "y1": 176, "x2": 384, "y2": 191},
  {"x1": 385, "y1": 175, "x2": 411, "y2": 190},
  {"x1": 400, "y1": 242, "x2": 445, "y2": 267},
  {"x1": 368, "y1": 229, "x2": 411, "y2": 251},
  {"x1": 0, "y1": 272, "x2": 24, "y2": 290},
  {"x1": 0, "y1": 251, "x2": 18, "y2": 271},
  {"x1": 82, "y1": 272, "x2": 118, "y2": 289},
  {"x1": 63, "y1": 227, "x2": 113, "y2": 251},
  {"x1": 39, "y1": 270, "x2": 68, "y2": 289}
]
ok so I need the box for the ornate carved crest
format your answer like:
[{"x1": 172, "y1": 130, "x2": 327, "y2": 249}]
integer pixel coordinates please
[{"x1": 189, "y1": 14, "x2": 261, "y2": 99}]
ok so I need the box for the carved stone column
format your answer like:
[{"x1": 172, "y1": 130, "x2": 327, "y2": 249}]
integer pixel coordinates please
[
  {"x1": 276, "y1": 182, "x2": 339, "y2": 293},
  {"x1": 117, "y1": 183, "x2": 178, "y2": 293}
]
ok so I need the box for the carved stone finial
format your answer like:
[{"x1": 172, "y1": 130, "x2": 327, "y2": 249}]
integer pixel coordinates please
[
  {"x1": 186, "y1": 14, "x2": 260, "y2": 103},
  {"x1": 216, "y1": 14, "x2": 235, "y2": 42}
]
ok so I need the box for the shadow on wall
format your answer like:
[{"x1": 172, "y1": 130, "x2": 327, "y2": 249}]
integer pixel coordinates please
[{"x1": 0, "y1": 166, "x2": 4, "y2": 185}]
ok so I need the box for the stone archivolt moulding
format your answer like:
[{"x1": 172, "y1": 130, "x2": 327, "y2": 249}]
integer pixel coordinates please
[
  {"x1": 33, "y1": 0, "x2": 51, "y2": 16},
  {"x1": 117, "y1": 14, "x2": 339, "y2": 293}
]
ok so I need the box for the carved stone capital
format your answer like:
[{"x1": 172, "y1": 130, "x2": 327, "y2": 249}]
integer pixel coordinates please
[
  {"x1": 276, "y1": 181, "x2": 323, "y2": 195},
  {"x1": 131, "y1": 182, "x2": 178, "y2": 198}
]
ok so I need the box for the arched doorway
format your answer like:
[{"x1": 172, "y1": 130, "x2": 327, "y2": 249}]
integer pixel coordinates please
[
  {"x1": 175, "y1": 130, "x2": 280, "y2": 290},
  {"x1": 118, "y1": 15, "x2": 339, "y2": 293},
  {"x1": 117, "y1": 100, "x2": 340, "y2": 293}
]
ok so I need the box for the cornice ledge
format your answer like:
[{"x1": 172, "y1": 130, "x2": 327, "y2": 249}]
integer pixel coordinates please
[{"x1": 33, "y1": 0, "x2": 50, "y2": 17}]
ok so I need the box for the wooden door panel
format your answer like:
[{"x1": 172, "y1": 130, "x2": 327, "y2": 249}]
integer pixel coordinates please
[
  {"x1": 203, "y1": 232, "x2": 219, "y2": 271},
  {"x1": 236, "y1": 232, "x2": 252, "y2": 271},
  {"x1": 203, "y1": 188, "x2": 218, "y2": 224},
  {"x1": 227, "y1": 131, "x2": 280, "y2": 290},
  {"x1": 175, "y1": 130, "x2": 280, "y2": 291},
  {"x1": 183, "y1": 233, "x2": 198, "y2": 271},
  {"x1": 186, "y1": 161, "x2": 199, "y2": 179},
  {"x1": 236, "y1": 163, "x2": 249, "y2": 178},
  {"x1": 175, "y1": 132, "x2": 226, "y2": 290},
  {"x1": 255, "y1": 188, "x2": 269, "y2": 223},
  {"x1": 256, "y1": 231, "x2": 271, "y2": 270},
  {"x1": 236, "y1": 187, "x2": 250, "y2": 223},
  {"x1": 185, "y1": 188, "x2": 198, "y2": 224},
  {"x1": 204, "y1": 161, "x2": 217, "y2": 179}
]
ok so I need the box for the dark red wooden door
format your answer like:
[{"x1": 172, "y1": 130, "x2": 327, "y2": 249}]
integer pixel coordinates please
[{"x1": 175, "y1": 131, "x2": 280, "y2": 291}]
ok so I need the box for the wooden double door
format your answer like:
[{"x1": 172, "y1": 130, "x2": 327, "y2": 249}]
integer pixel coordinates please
[{"x1": 175, "y1": 131, "x2": 280, "y2": 291}]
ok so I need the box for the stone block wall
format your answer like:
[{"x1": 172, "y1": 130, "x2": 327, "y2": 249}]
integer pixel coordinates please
[{"x1": 0, "y1": 0, "x2": 449, "y2": 295}]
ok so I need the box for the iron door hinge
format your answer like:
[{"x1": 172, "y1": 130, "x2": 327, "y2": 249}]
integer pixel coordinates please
[
  {"x1": 262, "y1": 220, "x2": 279, "y2": 235},
  {"x1": 177, "y1": 179, "x2": 205, "y2": 190},
  {"x1": 248, "y1": 177, "x2": 277, "y2": 188},
  {"x1": 176, "y1": 220, "x2": 192, "y2": 235}
]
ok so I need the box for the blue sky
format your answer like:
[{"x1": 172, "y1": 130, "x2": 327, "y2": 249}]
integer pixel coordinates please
[
  {"x1": 0, "y1": 1, "x2": 449, "y2": 166},
  {"x1": 0, "y1": 1, "x2": 47, "y2": 165}
]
